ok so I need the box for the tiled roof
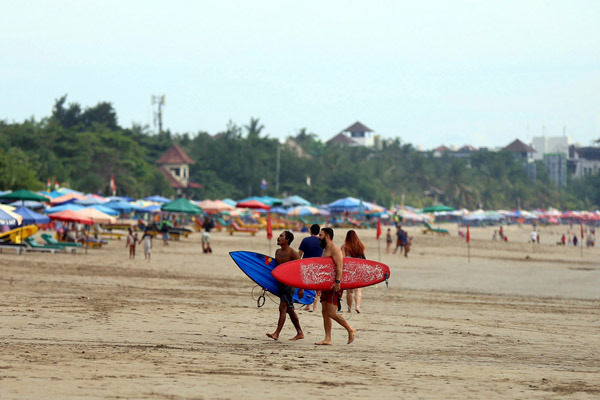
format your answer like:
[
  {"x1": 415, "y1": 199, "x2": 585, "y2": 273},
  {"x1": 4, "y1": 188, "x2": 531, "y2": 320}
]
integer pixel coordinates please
[
  {"x1": 433, "y1": 145, "x2": 451, "y2": 152},
  {"x1": 157, "y1": 144, "x2": 195, "y2": 165},
  {"x1": 328, "y1": 133, "x2": 357, "y2": 144},
  {"x1": 504, "y1": 139, "x2": 535, "y2": 153},
  {"x1": 341, "y1": 121, "x2": 373, "y2": 133}
]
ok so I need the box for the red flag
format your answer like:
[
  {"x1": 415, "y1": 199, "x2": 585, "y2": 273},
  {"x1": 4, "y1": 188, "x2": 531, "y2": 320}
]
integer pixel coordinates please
[
  {"x1": 466, "y1": 225, "x2": 470, "y2": 243},
  {"x1": 266, "y1": 211, "x2": 273, "y2": 240},
  {"x1": 581, "y1": 223, "x2": 584, "y2": 239},
  {"x1": 376, "y1": 217, "x2": 382, "y2": 239}
]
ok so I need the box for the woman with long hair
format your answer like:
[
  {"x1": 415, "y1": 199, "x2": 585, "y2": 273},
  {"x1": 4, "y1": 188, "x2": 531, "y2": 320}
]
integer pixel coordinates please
[{"x1": 341, "y1": 230, "x2": 365, "y2": 313}]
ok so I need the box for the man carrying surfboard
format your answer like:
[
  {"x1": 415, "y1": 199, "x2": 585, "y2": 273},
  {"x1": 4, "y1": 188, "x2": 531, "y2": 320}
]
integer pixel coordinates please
[
  {"x1": 316, "y1": 227, "x2": 356, "y2": 345},
  {"x1": 266, "y1": 231, "x2": 305, "y2": 341}
]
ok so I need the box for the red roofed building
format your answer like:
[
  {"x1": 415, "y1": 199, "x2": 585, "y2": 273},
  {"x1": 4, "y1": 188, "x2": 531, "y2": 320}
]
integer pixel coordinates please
[{"x1": 157, "y1": 145, "x2": 202, "y2": 194}]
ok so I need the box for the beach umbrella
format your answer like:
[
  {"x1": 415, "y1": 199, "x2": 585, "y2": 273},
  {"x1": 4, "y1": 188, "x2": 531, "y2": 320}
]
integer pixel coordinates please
[
  {"x1": 143, "y1": 195, "x2": 171, "y2": 203},
  {"x1": 287, "y1": 205, "x2": 321, "y2": 216},
  {"x1": 422, "y1": 204, "x2": 454, "y2": 213},
  {"x1": 281, "y1": 195, "x2": 311, "y2": 207},
  {"x1": 106, "y1": 195, "x2": 135, "y2": 202},
  {"x1": 104, "y1": 201, "x2": 136, "y2": 213},
  {"x1": 90, "y1": 204, "x2": 120, "y2": 216},
  {"x1": 48, "y1": 210, "x2": 94, "y2": 225},
  {"x1": 76, "y1": 208, "x2": 117, "y2": 224},
  {"x1": 45, "y1": 204, "x2": 86, "y2": 214},
  {"x1": 14, "y1": 207, "x2": 50, "y2": 225},
  {"x1": 270, "y1": 206, "x2": 288, "y2": 214},
  {"x1": 222, "y1": 198, "x2": 237, "y2": 207},
  {"x1": 198, "y1": 199, "x2": 235, "y2": 213},
  {"x1": 0, "y1": 189, "x2": 50, "y2": 202},
  {"x1": 327, "y1": 196, "x2": 370, "y2": 213},
  {"x1": 9, "y1": 200, "x2": 47, "y2": 209},
  {"x1": 50, "y1": 192, "x2": 86, "y2": 205},
  {"x1": 0, "y1": 208, "x2": 23, "y2": 225},
  {"x1": 140, "y1": 204, "x2": 162, "y2": 213},
  {"x1": 236, "y1": 199, "x2": 271, "y2": 210},
  {"x1": 161, "y1": 197, "x2": 202, "y2": 214},
  {"x1": 75, "y1": 195, "x2": 108, "y2": 206}
]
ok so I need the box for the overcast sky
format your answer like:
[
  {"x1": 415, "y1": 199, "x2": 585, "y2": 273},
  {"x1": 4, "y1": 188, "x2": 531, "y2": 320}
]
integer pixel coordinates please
[{"x1": 2, "y1": 0, "x2": 599, "y2": 149}]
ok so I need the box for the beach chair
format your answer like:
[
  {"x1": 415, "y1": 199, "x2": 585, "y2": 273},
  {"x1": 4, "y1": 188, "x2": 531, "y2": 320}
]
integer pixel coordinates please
[
  {"x1": 0, "y1": 242, "x2": 26, "y2": 255},
  {"x1": 41, "y1": 233, "x2": 82, "y2": 248},
  {"x1": 422, "y1": 222, "x2": 450, "y2": 236},
  {"x1": 228, "y1": 222, "x2": 257, "y2": 236},
  {"x1": 24, "y1": 237, "x2": 60, "y2": 254}
]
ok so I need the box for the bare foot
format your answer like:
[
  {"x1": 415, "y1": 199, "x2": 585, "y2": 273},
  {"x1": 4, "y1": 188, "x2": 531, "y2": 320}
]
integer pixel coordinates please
[
  {"x1": 289, "y1": 333, "x2": 304, "y2": 341},
  {"x1": 355, "y1": 308, "x2": 360, "y2": 314},
  {"x1": 347, "y1": 328, "x2": 357, "y2": 344},
  {"x1": 315, "y1": 340, "x2": 332, "y2": 345},
  {"x1": 266, "y1": 333, "x2": 279, "y2": 341}
]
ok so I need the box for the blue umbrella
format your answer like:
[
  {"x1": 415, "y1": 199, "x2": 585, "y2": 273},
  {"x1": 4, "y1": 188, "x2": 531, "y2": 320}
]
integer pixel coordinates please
[
  {"x1": 140, "y1": 204, "x2": 162, "y2": 213},
  {"x1": 143, "y1": 195, "x2": 171, "y2": 203},
  {"x1": 75, "y1": 196, "x2": 108, "y2": 206},
  {"x1": 270, "y1": 206, "x2": 288, "y2": 214},
  {"x1": 106, "y1": 196, "x2": 135, "y2": 202},
  {"x1": 91, "y1": 204, "x2": 120, "y2": 216},
  {"x1": 14, "y1": 207, "x2": 51, "y2": 225},
  {"x1": 327, "y1": 197, "x2": 371, "y2": 213},
  {"x1": 45, "y1": 204, "x2": 85, "y2": 214},
  {"x1": 9, "y1": 200, "x2": 47, "y2": 209},
  {"x1": 104, "y1": 201, "x2": 135, "y2": 213},
  {"x1": 222, "y1": 198, "x2": 237, "y2": 207},
  {"x1": 0, "y1": 208, "x2": 20, "y2": 225}
]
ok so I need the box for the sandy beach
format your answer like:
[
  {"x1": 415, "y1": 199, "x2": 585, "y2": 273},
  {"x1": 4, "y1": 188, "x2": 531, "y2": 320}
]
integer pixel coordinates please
[{"x1": 1, "y1": 223, "x2": 599, "y2": 399}]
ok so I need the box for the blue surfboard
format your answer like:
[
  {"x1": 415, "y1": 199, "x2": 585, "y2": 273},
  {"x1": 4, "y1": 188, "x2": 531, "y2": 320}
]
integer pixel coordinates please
[{"x1": 229, "y1": 251, "x2": 315, "y2": 305}]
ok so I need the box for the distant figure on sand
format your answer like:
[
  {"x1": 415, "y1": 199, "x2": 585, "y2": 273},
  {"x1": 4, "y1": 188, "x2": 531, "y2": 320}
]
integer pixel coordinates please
[
  {"x1": 126, "y1": 228, "x2": 137, "y2": 259},
  {"x1": 298, "y1": 224, "x2": 323, "y2": 312},
  {"x1": 316, "y1": 227, "x2": 356, "y2": 345},
  {"x1": 386, "y1": 228, "x2": 392, "y2": 253},
  {"x1": 393, "y1": 226, "x2": 406, "y2": 255},
  {"x1": 266, "y1": 231, "x2": 305, "y2": 341},
  {"x1": 202, "y1": 215, "x2": 214, "y2": 253},
  {"x1": 139, "y1": 228, "x2": 153, "y2": 261},
  {"x1": 341, "y1": 230, "x2": 365, "y2": 314}
]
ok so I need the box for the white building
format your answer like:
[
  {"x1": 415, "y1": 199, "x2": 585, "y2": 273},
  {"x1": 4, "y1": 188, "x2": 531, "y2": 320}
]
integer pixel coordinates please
[{"x1": 531, "y1": 136, "x2": 572, "y2": 161}]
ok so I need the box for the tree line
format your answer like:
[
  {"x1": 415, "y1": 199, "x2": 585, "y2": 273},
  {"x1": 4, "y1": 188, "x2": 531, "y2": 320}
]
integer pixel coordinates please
[{"x1": 1, "y1": 96, "x2": 599, "y2": 210}]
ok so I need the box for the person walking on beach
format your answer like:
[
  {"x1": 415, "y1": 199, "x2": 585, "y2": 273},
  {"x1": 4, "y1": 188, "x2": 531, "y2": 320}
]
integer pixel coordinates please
[
  {"x1": 298, "y1": 224, "x2": 323, "y2": 312},
  {"x1": 139, "y1": 228, "x2": 153, "y2": 261},
  {"x1": 386, "y1": 228, "x2": 393, "y2": 253},
  {"x1": 160, "y1": 218, "x2": 170, "y2": 246},
  {"x1": 316, "y1": 227, "x2": 356, "y2": 345},
  {"x1": 341, "y1": 230, "x2": 365, "y2": 314},
  {"x1": 393, "y1": 226, "x2": 405, "y2": 255},
  {"x1": 126, "y1": 228, "x2": 137, "y2": 259},
  {"x1": 202, "y1": 215, "x2": 214, "y2": 253},
  {"x1": 266, "y1": 231, "x2": 305, "y2": 341}
]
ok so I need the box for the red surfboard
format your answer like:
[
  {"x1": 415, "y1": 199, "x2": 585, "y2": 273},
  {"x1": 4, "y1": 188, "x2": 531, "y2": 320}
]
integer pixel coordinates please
[{"x1": 271, "y1": 257, "x2": 390, "y2": 290}]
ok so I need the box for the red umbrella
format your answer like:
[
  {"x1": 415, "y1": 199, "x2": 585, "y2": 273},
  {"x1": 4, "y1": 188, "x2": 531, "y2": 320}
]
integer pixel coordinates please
[
  {"x1": 236, "y1": 200, "x2": 271, "y2": 210},
  {"x1": 48, "y1": 210, "x2": 94, "y2": 225}
]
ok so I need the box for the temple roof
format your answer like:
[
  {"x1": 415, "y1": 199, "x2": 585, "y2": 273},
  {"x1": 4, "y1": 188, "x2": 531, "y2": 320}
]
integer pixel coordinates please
[{"x1": 157, "y1": 144, "x2": 195, "y2": 165}]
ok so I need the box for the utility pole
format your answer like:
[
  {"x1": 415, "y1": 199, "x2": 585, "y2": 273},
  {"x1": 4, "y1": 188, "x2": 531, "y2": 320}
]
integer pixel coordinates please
[
  {"x1": 275, "y1": 143, "x2": 281, "y2": 194},
  {"x1": 152, "y1": 95, "x2": 166, "y2": 133}
]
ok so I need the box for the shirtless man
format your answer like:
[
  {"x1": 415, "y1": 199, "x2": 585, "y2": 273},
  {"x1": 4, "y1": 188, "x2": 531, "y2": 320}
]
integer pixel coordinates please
[
  {"x1": 316, "y1": 227, "x2": 356, "y2": 345},
  {"x1": 266, "y1": 231, "x2": 305, "y2": 341}
]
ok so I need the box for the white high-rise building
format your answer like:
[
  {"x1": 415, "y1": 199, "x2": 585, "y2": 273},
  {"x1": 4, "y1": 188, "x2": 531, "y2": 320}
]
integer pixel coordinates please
[{"x1": 531, "y1": 136, "x2": 572, "y2": 161}]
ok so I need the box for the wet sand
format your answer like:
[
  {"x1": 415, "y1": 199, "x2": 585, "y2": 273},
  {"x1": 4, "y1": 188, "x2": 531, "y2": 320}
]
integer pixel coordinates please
[{"x1": 1, "y1": 223, "x2": 599, "y2": 399}]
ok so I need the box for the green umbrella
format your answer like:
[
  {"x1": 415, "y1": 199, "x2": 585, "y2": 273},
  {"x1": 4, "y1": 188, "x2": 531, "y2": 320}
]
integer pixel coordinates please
[
  {"x1": 161, "y1": 198, "x2": 202, "y2": 214},
  {"x1": 0, "y1": 189, "x2": 50, "y2": 202},
  {"x1": 422, "y1": 204, "x2": 454, "y2": 213}
]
